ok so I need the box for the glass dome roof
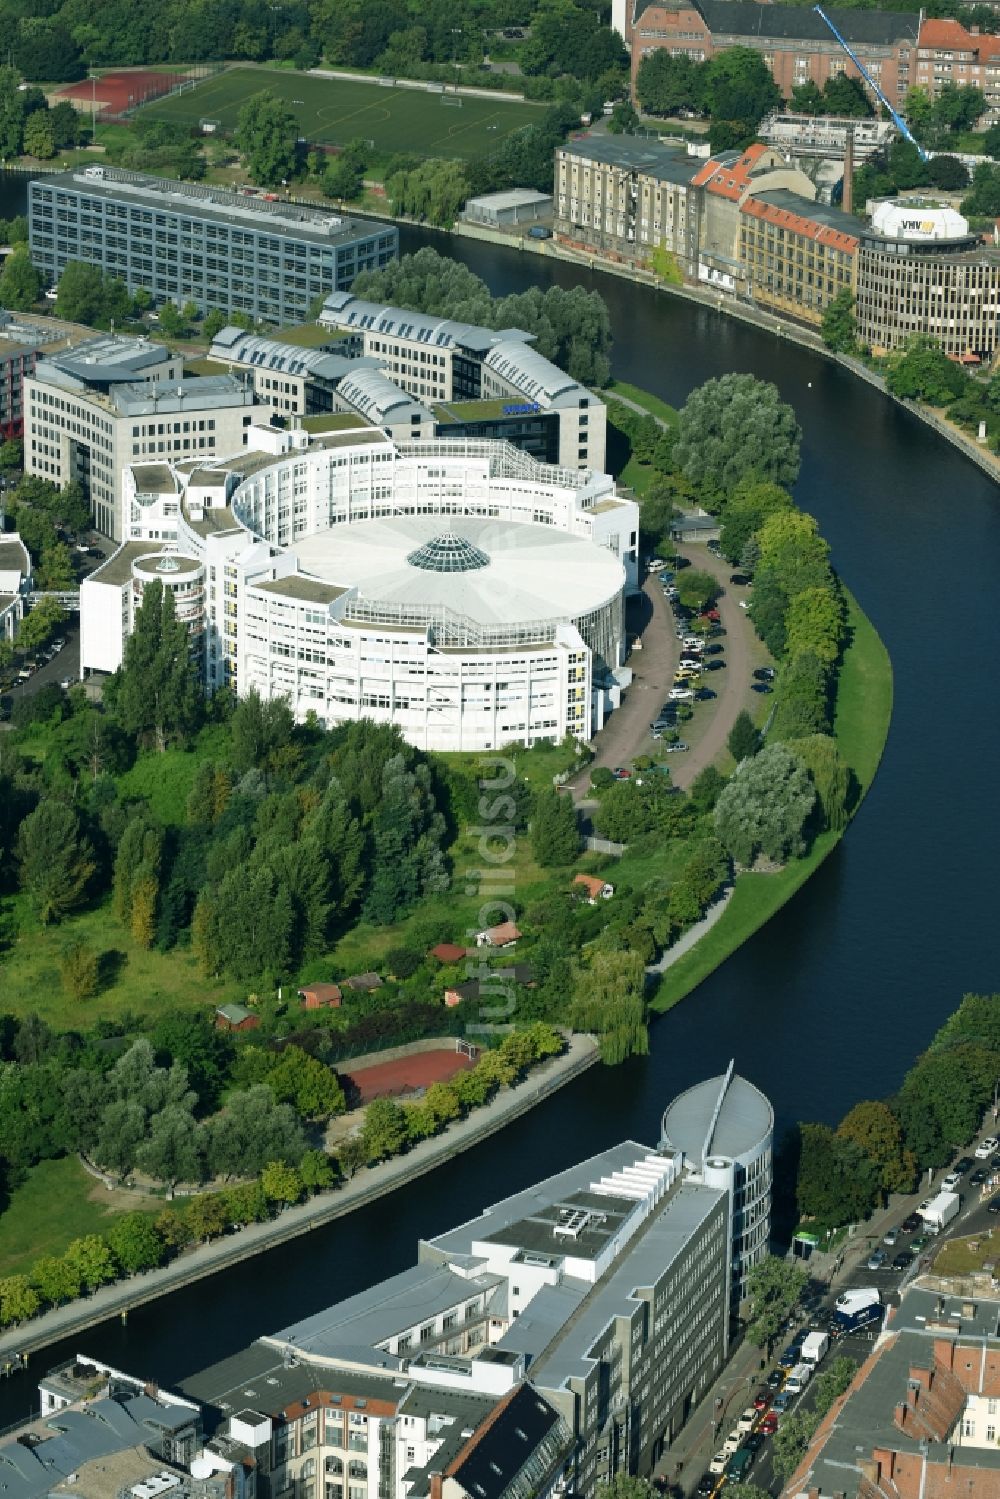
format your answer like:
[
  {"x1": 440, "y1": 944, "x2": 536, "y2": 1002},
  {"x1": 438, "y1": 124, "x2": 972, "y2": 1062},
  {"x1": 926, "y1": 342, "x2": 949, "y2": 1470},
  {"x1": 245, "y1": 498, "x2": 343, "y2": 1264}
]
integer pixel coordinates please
[{"x1": 406, "y1": 532, "x2": 490, "y2": 573}]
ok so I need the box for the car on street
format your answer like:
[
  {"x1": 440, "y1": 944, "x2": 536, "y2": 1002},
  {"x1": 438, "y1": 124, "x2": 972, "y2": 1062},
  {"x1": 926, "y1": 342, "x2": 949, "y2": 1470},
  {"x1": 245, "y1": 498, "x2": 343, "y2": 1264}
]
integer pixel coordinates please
[
  {"x1": 766, "y1": 1370, "x2": 785, "y2": 1390},
  {"x1": 753, "y1": 1390, "x2": 769, "y2": 1411},
  {"x1": 696, "y1": 1475, "x2": 716, "y2": 1496},
  {"x1": 910, "y1": 1234, "x2": 929, "y2": 1251},
  {"x1": 943, "y1": 1171, "x2": 962, "y2": 1190},
  {"x1": 976, "y1": 1136, "x2": 999, "y2": 1158},
  {"x1": 612, "y1": 768, "x2": 631, "y2": 779},
  {"x1": 730, "y1": 572, "x2": 751, "y2": 584},
  {"x1": 778, "y1": 1343, "x2": 802, "y2": 1368},
  {"x1": 753, "y1": 666, "x2": 776, "y2": 680},
  {"x1": 970, "y1": 1168, "x2": 988, "y2": 1187},
  {"x1": 760, "y1": 1413, "x2": 779, "y2": 1435},
  {"x1": 883, "y1": 1228, "x2": 898, "y2": 1246},
  {"x1": 991, "y1": 1154, "x2": 1000, "y2": 1171},
  {"x1": 750, "y1": 682, "x2": 772, "y2": 694},
  {"x1": 668, "y1": 687, "x2": 694, "y2": 700},
  {"x1": 892, "y1": 1250, "x2": 913, "y2": 1270},
  {"x1": 736, "y1": 1407, "x2": 757, "y2": 1434},
  {"x1": 664, "y1": 741, "x2": 689, "y2": 753},
  {"x1": 867, "y1": 1248, "x2": 887, "y2": 1270},
  {"x1": 955, "y1": 1157, "x2": 976, "y2": 1174},
  {"x1": 744, "y1": 1433, "x2": 764, "y2": 1456},
  {"x1": 901, "y1": 1213, "x2": 920, "y2": 1233},
  {"x1": 988, "y1": 1195, "x2": 1000, "y2": 1213},
  {"x1": 708, "y1": 1452, "x2": 728, "y2": 1475}
]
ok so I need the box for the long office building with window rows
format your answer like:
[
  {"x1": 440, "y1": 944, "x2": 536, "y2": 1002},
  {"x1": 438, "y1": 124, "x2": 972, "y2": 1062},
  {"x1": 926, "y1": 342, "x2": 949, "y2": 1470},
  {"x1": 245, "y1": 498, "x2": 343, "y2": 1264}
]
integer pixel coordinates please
[{"x1": 28, "y1": 168, "x2": 398, "y2": 325}]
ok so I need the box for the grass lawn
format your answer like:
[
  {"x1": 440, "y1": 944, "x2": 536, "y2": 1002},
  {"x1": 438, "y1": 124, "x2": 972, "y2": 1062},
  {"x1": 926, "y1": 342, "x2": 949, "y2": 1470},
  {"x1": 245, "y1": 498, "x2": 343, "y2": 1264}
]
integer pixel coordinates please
[
  {"x1": 435, "y1": 740, "x2": 581, "y2": 796},
  {"x1": 607, "y1": 380, "x2": 680, "y2": 429},
  {"x1": 0, "y1": 1158, "x2": 160, "y2": 1280},
  {"x1": 117, "y1": 723, "x2": 233, "y2": 825},
  {"x1": 0, "y1": 894, "x2": 243, "y2": 1028},
  {"x1": 651, "y1": 582, "x2": 892, "y2": 1013},
  {"x1": 138, "y1": 67, "x2": 544, "y2": 162}
]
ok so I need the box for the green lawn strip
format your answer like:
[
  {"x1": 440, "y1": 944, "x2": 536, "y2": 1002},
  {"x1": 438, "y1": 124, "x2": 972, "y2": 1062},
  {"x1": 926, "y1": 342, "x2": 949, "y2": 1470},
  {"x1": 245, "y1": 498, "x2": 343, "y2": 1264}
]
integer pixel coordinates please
[
  {"x1": 651, "y1": 586, "x2": 892, "y2": 1013},
  {"x1": 435, "y1": 741, "x2": 580, "y2": 795},
  {"x1": 0, "y1": 1157, "x2": 160, "y2": 1281},
  {"x1": 606, "y1": 380, "x2": 679, "y2": 427}
]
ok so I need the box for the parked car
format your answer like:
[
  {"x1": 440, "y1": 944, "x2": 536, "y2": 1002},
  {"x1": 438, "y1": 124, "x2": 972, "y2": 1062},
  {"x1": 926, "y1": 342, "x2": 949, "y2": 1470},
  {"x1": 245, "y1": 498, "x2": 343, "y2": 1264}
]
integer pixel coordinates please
[
  {"x1": 704, "y1": 642, "x2": 725, "y2": 655},
  {"x1": 647, "y1": 558, "x2": 667, "y2": 573},
  {"x1": 739, "y1": 598, "x2": 749, "y2": 610},
  {"x1": 753, "y1": 666, "x2": 776, "y2": 680},
  {"x1": 988, "y1": 1195, "x2": 1000, "y2": 1214},
  {"x1": 612, "y1": 767, "x2": 631, "y2": 779},
  {"x1": 705, "y1": 659, "x2": 727, "y2": 671},
  {"x1": 59, "y1": 677, "x2": 73, "y2": 691},
  {"x1": 867, "y1": 1248, "x2": 887, "y2": 1270},
  {"x1": 696, "y1": 1476, "x2": 716, "y2": 1497},
  {"x1": 730, "y1": 572, "x2": 751, "y2": 585},
  {"x1": 751, "y1": 682, "x2": 772, "y2": 694},
  {"x1": 664, "y1": 741, "x2": 689, "y2": 753},
  {"x1": 976, "y1": 1136, "x2": 999, "y2": 1158},
  {"x1": 736, "y1": 1407, "x2": 757, "y2": 1434},
  {"x1": 910, "y1": 1234, "x2": 929, "y2": 1251},
  {"x1": 694, "y1": 687, "x2": 717, "y2": 700},
  {"x1": 668, "y1": 687, "x2": 694, "y2": 700}
]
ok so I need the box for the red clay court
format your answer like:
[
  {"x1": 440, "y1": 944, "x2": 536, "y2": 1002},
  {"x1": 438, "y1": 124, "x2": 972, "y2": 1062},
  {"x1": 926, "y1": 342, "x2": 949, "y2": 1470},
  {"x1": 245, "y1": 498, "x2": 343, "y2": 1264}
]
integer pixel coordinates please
[
  {"x1": 342, "y1": 1045, "x2": 478, "y2": 1106},
  {"x1": 55, "y1": 70, "x2": 193, "y2": 119}
]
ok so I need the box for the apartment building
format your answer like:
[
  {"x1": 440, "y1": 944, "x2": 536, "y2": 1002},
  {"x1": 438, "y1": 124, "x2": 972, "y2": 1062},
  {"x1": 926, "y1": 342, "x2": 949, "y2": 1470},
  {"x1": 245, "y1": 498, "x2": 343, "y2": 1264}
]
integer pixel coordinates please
[
  {"x1": 24, "y1": 336, "x2": 269, "y2": 537},
  {"x1": 914, "y1": 18, "x2": 1000, "y2": 120},
  {"x1": 0, "y1": 532, "x2": 29, "y2": 643},
  {"x1": 28, "y1": 167, "x2": 398, "y2": 326},
  {"x1": 855, "y1": 199, "x2": 1000, "y2": 357},
  {"x1": 783, "y1": 1285, "x2": 1000, "y2": 1498},
  {"x1": 618, "y1": 0, "x2": 919, "y2": 108},
  {"x1": 740, "y1": 191, "x2": 859, "y2": 325},
  {"x1": 319, "y1": 294, "x2": 606, "y2": 472}
]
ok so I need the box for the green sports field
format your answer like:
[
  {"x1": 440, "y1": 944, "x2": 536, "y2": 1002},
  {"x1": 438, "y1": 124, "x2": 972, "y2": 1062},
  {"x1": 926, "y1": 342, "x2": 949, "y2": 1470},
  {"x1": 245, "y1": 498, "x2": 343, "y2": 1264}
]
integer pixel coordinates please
[{"x1": 139, "y1": 66, "x2": 543, "y2": 161}]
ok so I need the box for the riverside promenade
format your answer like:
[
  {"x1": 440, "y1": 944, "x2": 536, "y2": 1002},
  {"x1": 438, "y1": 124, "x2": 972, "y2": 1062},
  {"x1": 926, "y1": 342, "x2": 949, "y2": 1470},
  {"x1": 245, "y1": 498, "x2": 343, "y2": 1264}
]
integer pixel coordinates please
[{"x1": 0, "y1": 1034, "x2": 599, "y2": 1363}]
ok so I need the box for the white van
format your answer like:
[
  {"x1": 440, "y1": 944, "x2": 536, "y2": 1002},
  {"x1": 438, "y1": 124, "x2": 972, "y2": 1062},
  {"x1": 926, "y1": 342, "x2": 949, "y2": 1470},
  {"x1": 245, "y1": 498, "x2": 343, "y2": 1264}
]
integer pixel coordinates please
[{"x1": 785, "y1": 1362, "x2": 813, "y2": 1397}]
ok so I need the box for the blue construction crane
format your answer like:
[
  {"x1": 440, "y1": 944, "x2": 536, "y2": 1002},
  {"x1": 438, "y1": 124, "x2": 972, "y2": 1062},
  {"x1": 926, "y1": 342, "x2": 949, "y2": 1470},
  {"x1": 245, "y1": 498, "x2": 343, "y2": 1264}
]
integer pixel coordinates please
[{"x1": 813, "y1": 5, "x2": 930, "y2": 161}]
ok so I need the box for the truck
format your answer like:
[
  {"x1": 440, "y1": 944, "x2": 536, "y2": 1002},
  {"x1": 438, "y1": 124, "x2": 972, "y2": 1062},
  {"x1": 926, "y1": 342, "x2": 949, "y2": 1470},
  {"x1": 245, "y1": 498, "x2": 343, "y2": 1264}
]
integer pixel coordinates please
[
  {"x1": 833, "y1": 1286, "x2": 881, "y2": 1335},
  {"x1": 785, "y1": 1362, "x2": 813, "y2": 1396},
  {"x1": 800, "y1": 1329, "x2": 830, "y2": 1366},
  {"x1": 919, "y1": 1189, "x2": 961, "y2": 1234}
]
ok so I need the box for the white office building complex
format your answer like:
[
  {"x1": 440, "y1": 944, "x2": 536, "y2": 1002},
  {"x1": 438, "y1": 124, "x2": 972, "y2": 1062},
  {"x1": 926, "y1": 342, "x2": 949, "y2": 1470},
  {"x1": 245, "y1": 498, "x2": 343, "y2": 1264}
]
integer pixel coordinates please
[
  {"x1": 81, "y1": 423, "x2": 638, "y2": 751},
  {"x1": 24, "y1": 335, "x2": 269, "y2": 537},
  {"x1": 319, "y1": 293, "x2": 607, "y2": 473}
]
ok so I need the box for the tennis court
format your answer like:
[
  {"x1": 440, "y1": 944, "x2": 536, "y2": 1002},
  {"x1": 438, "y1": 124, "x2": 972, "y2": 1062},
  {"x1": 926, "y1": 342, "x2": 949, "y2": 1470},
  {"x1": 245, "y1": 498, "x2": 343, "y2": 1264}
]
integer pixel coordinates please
[
  {"x1": 340, "y1": 1044, "x2": 478, "y2": 1105},
  {"x1": 138, "y1": 67, "x2": 543, "y2": 161}
]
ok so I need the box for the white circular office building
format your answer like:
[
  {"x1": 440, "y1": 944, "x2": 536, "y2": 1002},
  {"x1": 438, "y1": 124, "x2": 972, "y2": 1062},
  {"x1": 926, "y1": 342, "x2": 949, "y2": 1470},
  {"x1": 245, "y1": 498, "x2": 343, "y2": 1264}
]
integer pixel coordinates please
[
  {"x1": 163, "y1": 429, "x2": 640, "y2": 752},
  {"x1": 660, "y1": 1064, "x2": 774, "y2": 1298}
]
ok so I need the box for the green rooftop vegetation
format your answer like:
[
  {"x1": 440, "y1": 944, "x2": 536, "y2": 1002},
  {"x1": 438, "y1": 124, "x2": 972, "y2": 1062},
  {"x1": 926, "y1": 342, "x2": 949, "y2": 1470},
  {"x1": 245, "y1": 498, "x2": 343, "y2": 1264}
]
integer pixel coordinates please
[
  {"x1": 434, "y1": 398, "x2": 525, "y2": 422},
  {"x1": 301, "y1": 412, "x2": 371, "y2": 433},
  {"x1": 278, "y1": 322, "x2": 352, "y2": 348}
]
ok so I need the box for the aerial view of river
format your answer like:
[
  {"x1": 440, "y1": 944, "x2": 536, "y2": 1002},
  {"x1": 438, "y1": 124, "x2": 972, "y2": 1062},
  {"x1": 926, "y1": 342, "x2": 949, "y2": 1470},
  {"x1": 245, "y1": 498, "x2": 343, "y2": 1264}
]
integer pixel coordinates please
[{"x1": 0, "y1": 183, "x2": 997, "y2": 1416}]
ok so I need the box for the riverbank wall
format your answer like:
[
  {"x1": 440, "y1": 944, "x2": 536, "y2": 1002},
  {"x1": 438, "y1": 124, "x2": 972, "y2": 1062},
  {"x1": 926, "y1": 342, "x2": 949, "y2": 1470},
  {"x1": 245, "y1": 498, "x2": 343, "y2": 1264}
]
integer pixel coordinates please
[{"x1": 0, "y1": 1034, "x2": 599, "y2": 1363}]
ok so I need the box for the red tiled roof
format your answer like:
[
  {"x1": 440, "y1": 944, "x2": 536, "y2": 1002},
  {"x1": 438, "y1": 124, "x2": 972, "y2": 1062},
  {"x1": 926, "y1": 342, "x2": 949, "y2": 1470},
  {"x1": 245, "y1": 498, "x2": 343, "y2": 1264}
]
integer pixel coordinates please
[
  {"x1": 693, "y1": 144, "x2": 772, "y2": 200},
  {"x1": 741, "y1": 196, "x2": 859, "y2": 253},
  {"x1": 430, "y1": 942, "x2": 468, "y2": 963},
  {"x1": 918, "y1": 18, "x2": 1000, "y2": 59}
]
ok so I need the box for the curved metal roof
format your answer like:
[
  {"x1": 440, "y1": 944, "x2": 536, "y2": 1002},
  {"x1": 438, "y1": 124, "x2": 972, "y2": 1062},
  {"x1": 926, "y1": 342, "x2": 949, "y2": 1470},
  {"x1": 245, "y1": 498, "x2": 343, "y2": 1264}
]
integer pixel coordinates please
[{"x1": 660, "y1": 1065, "x2": 773, "y2": 1166}]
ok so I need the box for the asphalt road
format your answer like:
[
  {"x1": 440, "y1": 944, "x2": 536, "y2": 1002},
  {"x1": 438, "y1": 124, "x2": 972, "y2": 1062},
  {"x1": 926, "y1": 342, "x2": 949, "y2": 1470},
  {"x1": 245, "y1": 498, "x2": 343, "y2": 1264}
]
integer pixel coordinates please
[{"x1": 2, "y1": 616, "x2": 80, "y2": 708}]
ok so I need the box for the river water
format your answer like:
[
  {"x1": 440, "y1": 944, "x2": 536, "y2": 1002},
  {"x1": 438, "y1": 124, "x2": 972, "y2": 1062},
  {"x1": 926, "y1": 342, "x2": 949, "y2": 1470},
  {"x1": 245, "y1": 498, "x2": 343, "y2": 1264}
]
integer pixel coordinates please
[{"x1": 1, "y1": 185, "x2": 998, "y2": 1417}]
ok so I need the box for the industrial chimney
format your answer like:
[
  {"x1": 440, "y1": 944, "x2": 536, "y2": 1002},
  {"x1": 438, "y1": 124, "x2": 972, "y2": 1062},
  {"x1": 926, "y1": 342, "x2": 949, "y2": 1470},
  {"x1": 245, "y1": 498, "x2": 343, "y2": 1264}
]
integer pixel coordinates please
[{"x1": 842, "y1": 125, "x2": 855, "y2": 216}]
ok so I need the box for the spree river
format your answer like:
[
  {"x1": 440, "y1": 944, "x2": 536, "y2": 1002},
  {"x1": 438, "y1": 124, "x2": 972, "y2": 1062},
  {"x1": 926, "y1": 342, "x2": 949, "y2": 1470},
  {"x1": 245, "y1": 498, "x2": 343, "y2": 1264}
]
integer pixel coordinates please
[{"x1": 1, "y1": 186, "x2": 998, "y2": 1417}]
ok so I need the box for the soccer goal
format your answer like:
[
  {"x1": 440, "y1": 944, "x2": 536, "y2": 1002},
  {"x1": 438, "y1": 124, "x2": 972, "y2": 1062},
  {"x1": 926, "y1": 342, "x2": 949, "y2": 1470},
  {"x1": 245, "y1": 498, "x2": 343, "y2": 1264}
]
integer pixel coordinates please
[
  {"x1": 456, "y1": 1038, "x2": 479, "y2": 1060},
  {"x1": 441, "y1": 95, "x2": 463, "y2": 108}
]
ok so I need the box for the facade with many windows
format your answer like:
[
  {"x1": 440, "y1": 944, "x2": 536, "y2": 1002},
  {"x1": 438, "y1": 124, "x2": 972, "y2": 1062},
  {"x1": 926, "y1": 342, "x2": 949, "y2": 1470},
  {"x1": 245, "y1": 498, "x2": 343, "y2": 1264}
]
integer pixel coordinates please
[
  {"x1": 28, "y1": 167, "x2": 398, "y2": 325},
  {"x1": 739, "y1": 190, "x2": 859, "y2": 325},
  {"x1": 81, "y1": 424, "x2": 638, "y2": 751}
]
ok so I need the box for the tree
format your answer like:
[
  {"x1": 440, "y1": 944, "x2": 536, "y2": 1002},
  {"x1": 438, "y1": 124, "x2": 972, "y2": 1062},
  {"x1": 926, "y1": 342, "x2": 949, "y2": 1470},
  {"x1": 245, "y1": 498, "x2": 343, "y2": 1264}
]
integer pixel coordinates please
[
  {"x1": 795, "y1": 1121, "x2": 880, "y2": 1227},
  {"x1": 60, "y1": 941, "x2": 100, "y2": 1002},
  {"x1": 0, "y1": 67, "x2": 25, "y2": 158},
  {"x1": 63, "y1": 1234, "x2": 117, "y2": 1291},
  {"x1": 261, "y1": 1159, "x2": 305, "y2": 1205},
  {"x1": 206, "y1": 1086, "x2": 306, "y2": 1178},
  {"x1": 299, "y1": 1147, "x2": 336, "y2": 1192},
  {"x1": 714, "y1": 743, "x2": 817, "y2": 867},
  {"x1": 772, "y1": 1409, "x2": 820, "y2": 1485},
  {"x1": 185, "y1": 1193, "x2": 230, "y2": 1242},
  {"x1": 50, "y1": 101, "x2": 82, "y2": 149},
  {"x1": 784, "y1": 585, "x2": 844, "y2": 666},
  {"x1": 837, "y1": 1100, "x2": 916, "y2": 1197},
  {"x1": 31, "y1": 1255, "x2": 81, "y2": 1306},
  {"x1": 821, "y1": 288, "x2": 858, "y2": 353},
  {"x1": 886, "y1": 335, "x2": 968, "y2": 405},
  {"x1": 12, "y1": 20, "x2": 83, "y2": 83},
  {"x1": 230, "y1": 688, "x2": 294, "y2": 774},
  {"x1": 822, "y1": 72, "x2": 873, "y2": 119},
  {"x1": 385, "y1": 159, "x2": 471, "y2": 228},
  {"x1": 23, "y1": 111, "x2": 55, "y2": 160},
  {"x1": 531, "y1": 787, "x2": 580, "y2": 867},
  {"x1": 112, "y1": 580, "x2": 202, "y2": 750},
  {"x1": 235, "y1": 91, "x2": 298, "y2": 187},
  {"x1": 569, "y1": 949, "x2": 647, "y2": 1064},
  {"x1": 790, "y1": 734, "x2": 851, "y2": 831},
  {"x1": 719, "y1": 478, "x2": 793, "y2": 565},
  {"x1": 756, "y1": 510, "x2": 831, "y2": 600},
  {"x1": 263, "y1": 1046, "x2": 346, "y2": 1119},
  {"x1": 676, "y1": 568, "x2": 720, "y2": 611},
  {"x1": 770, "y1": 651, "x2": 831, "y2": 741},
  {"x1": 636, "y1": 51, "x2": 705, "y2": 117},
  {"x1": 675, "y1": 374, "x2": 801, "y2": 501},
  {"x1": 926, "y1": 154, "x2": 969, "y2": 191},
  {"x1": 744, "y1": 1255, "x2": 808, "y2": 1351},
  {"x1": 135, "y1": 1104, "x2": 205, "y2": 1187},
  {"x1": 607, "y1": 100, "x2": 640, "y2": 135},
  {"x1": 727, "y1": 709, "x2": 760, "y2": 763},
  {"x1": 55, "y1": 262, "x2": 115, "y2": 326},
  {"x1": 0, "y1": 246, "x2": 41, "y2": 310},
  {"x1": 361, "y1": 1097, "x2": 408, "y2": 1162},
  {"x1": 17, "y1": 799, "x2": 94, "y2": 923},
  {"x1": 0, "y1": 1274, "x2": 40, "y2": 1326},
  {"x1": 362, "y1": 755, "x2": 447, "y2": 924}
]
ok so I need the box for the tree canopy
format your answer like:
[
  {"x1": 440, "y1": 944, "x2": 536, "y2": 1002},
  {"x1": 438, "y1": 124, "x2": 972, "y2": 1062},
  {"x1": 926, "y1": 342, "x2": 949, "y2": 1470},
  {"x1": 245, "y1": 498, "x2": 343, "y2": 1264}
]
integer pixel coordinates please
[{"x1": 675, "y1": 374, "x2": 802, "y2": 500}]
